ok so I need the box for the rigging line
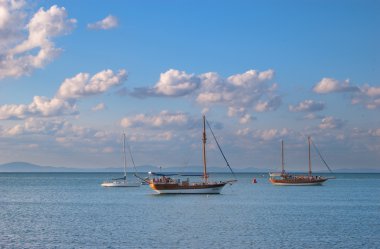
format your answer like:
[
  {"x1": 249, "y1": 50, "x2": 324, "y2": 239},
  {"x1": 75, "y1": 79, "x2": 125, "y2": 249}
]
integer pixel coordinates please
[
  {"x1": 311, "y1": 139, "x2": 333, "y2": 173},
  {"x1": 125, "y1": 140, "x2": 137, "y2": 172},
  {"x1": 125, "y1": 139, "x2": 147, "y2": 182},
  {"x1": 205, "y1": 118, "x2": 236, "y2": 179}
]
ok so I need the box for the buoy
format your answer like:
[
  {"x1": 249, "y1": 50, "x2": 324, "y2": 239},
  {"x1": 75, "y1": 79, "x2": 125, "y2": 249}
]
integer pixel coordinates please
[{"x1": 252, "y1": 178, "x2": 257, "y2": 184}]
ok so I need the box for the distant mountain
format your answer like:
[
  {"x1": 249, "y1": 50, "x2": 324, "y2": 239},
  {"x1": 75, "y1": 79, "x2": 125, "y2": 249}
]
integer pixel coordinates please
[
  {"x1": 0, "y1": 162, "x2": 264, "y2": 173},
  {"x1": 0, "y1": 162, "x2": 162, "y2": 173},
  {"x1": 0, "y1": 162, "x2": 82, "y2": 172},
  {"x1": 0, "y1": 162, "x2": 378, "y2": 173}
]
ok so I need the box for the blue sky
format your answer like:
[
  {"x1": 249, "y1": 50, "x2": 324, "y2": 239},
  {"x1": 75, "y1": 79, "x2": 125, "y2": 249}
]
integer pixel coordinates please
[{"x1": 0, "y1": 0, "x2": 379, "y2": 171}]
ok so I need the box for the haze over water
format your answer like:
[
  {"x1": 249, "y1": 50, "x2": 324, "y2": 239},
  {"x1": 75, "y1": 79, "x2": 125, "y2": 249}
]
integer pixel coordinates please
[{"x1": 1, "y1": 172, "x2": 379, "y2": 248}]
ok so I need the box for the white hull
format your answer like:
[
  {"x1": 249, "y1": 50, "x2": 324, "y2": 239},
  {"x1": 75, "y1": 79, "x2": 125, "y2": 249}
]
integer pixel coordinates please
[
  {"x1": 271, "y1": 181, "x2": 324, "y2": 186},
  {"x1": 101, "y1": 180, "x2": 140, "y2": 187},
  {"x1": 152, "y1": 185, "x2": 224, "y2": 194}
]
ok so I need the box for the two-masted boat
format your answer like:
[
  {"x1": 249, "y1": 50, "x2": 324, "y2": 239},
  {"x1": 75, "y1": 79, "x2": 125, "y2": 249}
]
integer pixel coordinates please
[
  {"x1": 101, "y1": 133, "x2": 140, "y2": 187},
  {"x1": 269, "y1": 137, "x2": 328, "y2": 186},
  {"x1": 147, "y1": 115, "x2": 236, "y2": 194}
]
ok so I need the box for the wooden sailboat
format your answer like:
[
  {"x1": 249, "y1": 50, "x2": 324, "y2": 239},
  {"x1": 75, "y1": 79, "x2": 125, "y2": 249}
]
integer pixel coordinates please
[
  {"x1": 148, "y1": 115, "x2": 236, "y2": 194},
  {"x1": 101, "y1": 133, "x2": 140, "y2": 187},
  {"x1": 269, "y1": 137, "x2": 328, "y2": 186}
]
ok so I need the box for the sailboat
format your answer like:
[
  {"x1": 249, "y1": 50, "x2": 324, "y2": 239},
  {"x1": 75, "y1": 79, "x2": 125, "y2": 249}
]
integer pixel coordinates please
[
  {"x1": 269, "y1": 137, "x2": 328, "y2": 186},
  {"x1": 147, "y1": 115, "x2": 237, "y2": 194},
  {"x1": 101, "y1": 133, "x2": 140, "y2": 187}
]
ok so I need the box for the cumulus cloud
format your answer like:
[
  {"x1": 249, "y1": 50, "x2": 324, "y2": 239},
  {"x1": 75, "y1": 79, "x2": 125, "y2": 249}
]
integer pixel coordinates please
[
  {"x1": 198, "y1": 69, "x2": 280, "y2": 115},
  {"x1": 255, "y1": 96, "x2": 282, "y2": 112},
  {"x1": 289, "y1": 100, "x2": 325, "y2": 112},
  {"x1": 0, "y1": 117, "x2": 119, "y2": 155},
  {"x1": 254, "y1": 128, "x2": 290, "y2": 141},
  {"x1": 0, "y1": 3, "x2": 76, "y2": 79},
  {"x1": 313, "y1": 78, "x2": 359, "y2": 94},
  {"x1": 239, "y1": 114, "x2": 253, "y2": 124},
  {"x1": 313, "y1": 77, "x2": 379, "y2": 110},
  {"x1": 92, "y1": 103, "x2": 106, "y2": 112},
  {"x1": 0, "y1": 69, "x2": 126, "y2": 120},
  {"x1": 130, "y1": 68, "x2": 280, "y2": 120},
  {"x1": 236, "y1": 127, "x2": 251, "y2": 136},
  {"x1": 352, "y1": 84, "x2": 380, "y2": 109},
  {"x1": 120, "y1": 111, "x2": 191, "y2": 129},
  {"x1": 319, "y1": 116, "x2": 345, "y2": 129},
  {"x1": 0, "y1": 97, "x2": 76, "y2": 120},
  {"x1": 119, "y1": 111, "x2": 226, "y2": 144},
  {"x1": 369, "y1": 128, "x2": 380, "y2": 137},
  {"x1": 87, "y1": 15, "x2": 118, "y2": 30},
  {"x1": 303, "y1": 113, "x2": 325, "y2": 120},
  {"x1": 56, "y1": 69, "x2": 127, "y2": 99},
  {"x1": 132, "y1": 69, "x2": 201, "y2": 97},
  {"x1": 3, "y1": 118, "x2": 66, "y2": 136}
]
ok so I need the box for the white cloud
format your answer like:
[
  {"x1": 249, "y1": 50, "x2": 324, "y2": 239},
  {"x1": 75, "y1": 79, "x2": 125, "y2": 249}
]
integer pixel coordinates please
[
  {"x1": 102, "y1": 147, "x2": 114, "y2": 153},
  {"x1": 92, "y1": 103, "x2": 106, "y2": 112},
  {"x1": 303, "y1": 113, "x2": 324, "y2": 120},
  {"x1": 0, "y1": 4, "x2": 76, "y2": 79},
  {"x1": 289, "y1": 100, "x2": 325, "y2": 112},
  {"x1": 0, "y1": 97, "x2": 76, "y2": 120},
  {"x1": 351, "y1": 84, "x2": 380, "y2": 110},
  {"x1": 319, "y1": 116, "x2": 345, "y2": 129},
  {"x1": 255, "y1": 96, "x2": 282, "y2": 112},
  {"x1": 0, "y1": 69, "x2": 126, "y2": 120},
  {"x1": 369, "y1": 128, "x2": 380, "y2": 137},
  {"x1": 133, "y1": 69, "x2": 201, "y2": 97},
  {"x1": 88, "y1": 15, "x2": 118, "y2": 30},
  {"x1": 313, "y1": 78, "x2": 358, "y2": 94},
  {"x1": 56, "y1": 69, "x2": 127, "y2": 99},
  {"x1": 239, "y1": 114, "x2": 252, "y2": 124},
  {"x1": 352, "y1": 85, "x2": 380, "y2": 110},
  {"x1": 236, "y1": 128, "x2": 251, "y2": 136},
  {"x1": 3, "y1": 118, "x2": 66, "y2": 136},
  {"x1": 120, "y1": 111, "x2": 191, "y2": 129},
  {"x1": 363, "y1": 86, "x2": 380, "y2": 97},
  {"x1": 227, "y1": 69, "x2": 274, "y2": 87},
  {"x1": 254, "y1": 128, "x2": 289, "y2": 141},
  {"x1": 131, "y1": 69, "x2": 280, "y2": 120},
  {"x1": 313, "y1": 78, "x2": 379, "y2": 110},
  {"x1": 196, "y1": 69, "x2": 280, "y2": 119}
]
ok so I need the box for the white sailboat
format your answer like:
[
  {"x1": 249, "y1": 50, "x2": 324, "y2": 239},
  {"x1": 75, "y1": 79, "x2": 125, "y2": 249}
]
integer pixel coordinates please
[{"x1": 101, "y1": 133, "x2": 140, "y2": 187}]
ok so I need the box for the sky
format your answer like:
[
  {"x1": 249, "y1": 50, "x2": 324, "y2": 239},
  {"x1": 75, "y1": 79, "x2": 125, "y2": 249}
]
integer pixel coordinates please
[{"x1": 0, "y1": 0, "x2": 379, "y2": 172}]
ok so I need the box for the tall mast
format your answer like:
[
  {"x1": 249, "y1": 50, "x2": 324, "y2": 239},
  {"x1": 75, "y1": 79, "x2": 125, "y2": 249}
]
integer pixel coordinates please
[
  {"x1": 123, "y1": 133, "x2": 127, "y2": 178},
  {"x1": 308, "y1": 136, "x2": 312, "y2": 177},
  {"x1": 202, "y1": 115, "x2": 208, "y2": 182},
  {"x1": 281, "y1": 140, "x2": 285, "y2": 174}
]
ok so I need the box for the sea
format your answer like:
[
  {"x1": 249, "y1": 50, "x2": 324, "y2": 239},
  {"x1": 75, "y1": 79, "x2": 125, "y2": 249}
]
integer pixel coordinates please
[{"x1": 0, "y1": 172, "x2": 379, "y2": 249}]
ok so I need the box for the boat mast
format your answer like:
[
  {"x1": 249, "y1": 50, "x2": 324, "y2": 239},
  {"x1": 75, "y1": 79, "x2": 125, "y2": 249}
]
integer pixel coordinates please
[
  {"x1": 123, "y1": 133, "x2": 127, "y2": 178},
  {"x1": 308, "y1": 136, "x2": 312, "y2": 177},
  {"x1": 202, "y1": 115, "x2": 208, "y2": 182},
  {"x1": 281, "y1": 140, "x2": 285, "y2": 174}
]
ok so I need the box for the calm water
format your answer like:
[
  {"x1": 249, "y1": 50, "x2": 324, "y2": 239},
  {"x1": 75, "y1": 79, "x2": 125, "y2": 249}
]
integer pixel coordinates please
[{"x1": 0, "y1": 173, "x2": 379, "y2": 248}]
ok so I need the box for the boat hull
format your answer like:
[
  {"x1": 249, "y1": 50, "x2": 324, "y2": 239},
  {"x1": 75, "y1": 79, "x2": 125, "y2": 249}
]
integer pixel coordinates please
[
  {"x1": 149, "y1": 182, "x2": 226, "y2": 194},
  {"x1": 269, "y1": 178, "x2": 327, "y2": 186},
  {"x1": 101, "y1": 181, "x2": 140, "y2": 187}
]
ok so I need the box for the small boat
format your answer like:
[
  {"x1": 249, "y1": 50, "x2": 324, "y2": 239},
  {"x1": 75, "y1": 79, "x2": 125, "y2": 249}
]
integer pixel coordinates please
[
  {"x1": 269, "y1": 137, "x2": 328, "y2": 186},
  {"x1": 101, "y1": 133, "x2": 140, "y2": 187},
  {"x1": 147, "y1": 115, "x2": 236, "y2": 194}
]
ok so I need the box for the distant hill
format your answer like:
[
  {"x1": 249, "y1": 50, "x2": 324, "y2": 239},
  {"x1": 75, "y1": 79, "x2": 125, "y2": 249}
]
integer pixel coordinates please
[
  {"x1": 0, "y1": 162, "x2": 85, "y2": 172},
  {"x1": 0, "y1": 162, "x2": 265, "y2": 173},
  {"x1": 0, "y1": 162, "x2": 378, "y2": 173}
]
